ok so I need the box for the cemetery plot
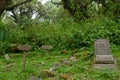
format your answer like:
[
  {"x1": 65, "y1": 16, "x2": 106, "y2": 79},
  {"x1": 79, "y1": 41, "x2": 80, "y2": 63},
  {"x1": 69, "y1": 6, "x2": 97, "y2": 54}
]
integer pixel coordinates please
[{"x1": 93, "y1": 39, "x2": 117, "y2": 69}]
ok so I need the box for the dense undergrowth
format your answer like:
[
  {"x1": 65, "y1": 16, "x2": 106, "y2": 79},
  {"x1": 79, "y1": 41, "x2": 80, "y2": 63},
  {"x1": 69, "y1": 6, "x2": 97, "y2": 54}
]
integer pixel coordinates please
[{"x1": 0, "y1": 16, "x2": 120, "y2": 54}]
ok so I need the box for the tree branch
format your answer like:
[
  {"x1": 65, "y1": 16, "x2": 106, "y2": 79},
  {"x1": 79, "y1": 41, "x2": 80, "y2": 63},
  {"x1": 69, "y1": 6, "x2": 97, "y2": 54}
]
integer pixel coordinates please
[
  {"x1": 51, "y1": 0, "x2": 62, "y2": 5},
  {"x1": 6, "y1": 0, "x2": 32, "y2": 11},
  {"x1": 10, "y1": 10, "x2": 20, "y2": 23}
]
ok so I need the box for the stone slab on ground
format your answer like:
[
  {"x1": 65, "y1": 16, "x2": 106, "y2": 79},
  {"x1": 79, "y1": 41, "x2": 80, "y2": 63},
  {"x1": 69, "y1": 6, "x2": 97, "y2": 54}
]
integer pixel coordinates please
[
  {"x1": 95, "y1": 55, "x2": 114, "y2": 64},
  {"x1": 93, "y1": 63, "x2": 117, "y2": 69}
]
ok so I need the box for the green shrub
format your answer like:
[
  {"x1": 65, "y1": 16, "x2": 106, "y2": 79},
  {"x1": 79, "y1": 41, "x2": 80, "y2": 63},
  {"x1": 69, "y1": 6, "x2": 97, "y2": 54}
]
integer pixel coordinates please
[
  {"x1": 15, "y1": 17, "x2": 120, "y2": 49},
  {"x1": 0, "y1": 21, "x2": 10, "y2": 54},
  {"x1": 0, "y1": 16, "x2": 120, "y2": 54}
]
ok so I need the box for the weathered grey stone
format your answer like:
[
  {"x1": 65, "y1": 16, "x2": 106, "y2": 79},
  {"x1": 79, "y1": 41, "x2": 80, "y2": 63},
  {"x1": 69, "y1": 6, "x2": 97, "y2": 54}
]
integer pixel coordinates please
[
  {"x1": 17, "y1": 45, "x2": 31, "y2": 71},
  {"x1": 93, "y1": 63, "x2": 117, "y2": 69},
  {"x1": 40, "y1": 45, "x2": 53, "y2": 50},
  {"x1": 94, "y1": 39, "x2": 111, "y2": 55},
  {"x1": 4, "y1": 54, "x2": 10, "y2": 60},
  {"x1": 95, "y1": 55, "x2": 114, "y2": 64},
  {"x1": 17, "y1": 45, "x2": 31, "y2": 51}
]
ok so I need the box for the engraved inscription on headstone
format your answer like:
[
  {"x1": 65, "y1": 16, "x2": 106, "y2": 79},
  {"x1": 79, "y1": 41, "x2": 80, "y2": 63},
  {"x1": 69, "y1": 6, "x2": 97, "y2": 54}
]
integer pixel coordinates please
[{"x1": 94, "y1": 39, "x2": 110, "y2": 55}]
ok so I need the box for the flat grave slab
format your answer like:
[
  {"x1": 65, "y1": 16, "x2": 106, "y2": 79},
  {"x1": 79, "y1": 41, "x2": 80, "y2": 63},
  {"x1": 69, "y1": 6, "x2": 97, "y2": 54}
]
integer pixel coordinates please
[
  {"x1": 93, "y1": 63, "x2": 117, "y2": 69},
  {"x1": 95, "y1": 55, "x2": 114, "y2": 64}
]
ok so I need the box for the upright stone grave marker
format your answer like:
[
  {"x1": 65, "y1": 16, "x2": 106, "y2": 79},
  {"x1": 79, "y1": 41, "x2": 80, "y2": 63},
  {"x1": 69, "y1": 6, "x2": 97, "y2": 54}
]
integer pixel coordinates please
[
  {"x1": 93, "y1": 39, "x2": 117, "y2": 69},
  {"x1": 94, "y1": 39, "x2": 110, "y2": 55},
  {"x1": 17, "y1": 45, "x2": 31, "y2": 71}
]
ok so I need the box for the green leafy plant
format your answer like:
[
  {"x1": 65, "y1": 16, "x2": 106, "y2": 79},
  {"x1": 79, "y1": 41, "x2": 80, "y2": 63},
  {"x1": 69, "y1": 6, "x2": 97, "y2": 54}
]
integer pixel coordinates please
[{"x1": 0, "y1": 21, "x2": 11, "y2": 54}]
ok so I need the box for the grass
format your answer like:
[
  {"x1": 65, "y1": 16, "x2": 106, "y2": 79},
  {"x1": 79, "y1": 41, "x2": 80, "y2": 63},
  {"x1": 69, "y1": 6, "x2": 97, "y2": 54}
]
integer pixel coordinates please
[{"x1": 0, "y1": 46, "x2": 120, "y2": 80}]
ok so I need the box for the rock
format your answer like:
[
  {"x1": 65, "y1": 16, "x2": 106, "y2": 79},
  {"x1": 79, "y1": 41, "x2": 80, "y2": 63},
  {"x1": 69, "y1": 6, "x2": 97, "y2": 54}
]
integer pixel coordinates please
[
  {"x1": 50, "y1": 62, "x2": 61, "y2": 71},
  {"x1": 39, "y1": 70, "x2": 55, "y2": 78},
  {"x1": 40, "y1": 45, "x2": 53, "y2": 50},
  {"x1": 70, "y1": 56, "x2": 78, "y2": 62},
  {"x1": 40, "y1": 62, "x2": 45, "y2": 66},
  {"x1": 60, "y1": 59, "x2": 72, "y2": 66},
  {"x1": 4, "y1": 54, "x2": 10, "y2": 60}
]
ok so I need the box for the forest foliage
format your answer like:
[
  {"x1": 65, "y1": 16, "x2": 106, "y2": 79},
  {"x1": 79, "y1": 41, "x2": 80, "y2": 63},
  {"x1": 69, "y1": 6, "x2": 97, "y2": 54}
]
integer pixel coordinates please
[{"x1": 0, "y1": 0, "x2": 120, "y2": 54}]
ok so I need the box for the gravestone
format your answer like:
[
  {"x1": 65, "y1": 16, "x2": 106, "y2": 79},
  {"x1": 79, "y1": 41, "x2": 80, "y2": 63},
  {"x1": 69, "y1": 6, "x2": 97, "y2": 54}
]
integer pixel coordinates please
[
  {"x1": 17, "y1": 45, "x2": 31, "y2": 71},
  {"x1": 93, "y1": 39, "x2": 117, "y2": 69},
  {"x1": 94, "y1": 39, "x2": 110, "y2": 55}
]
